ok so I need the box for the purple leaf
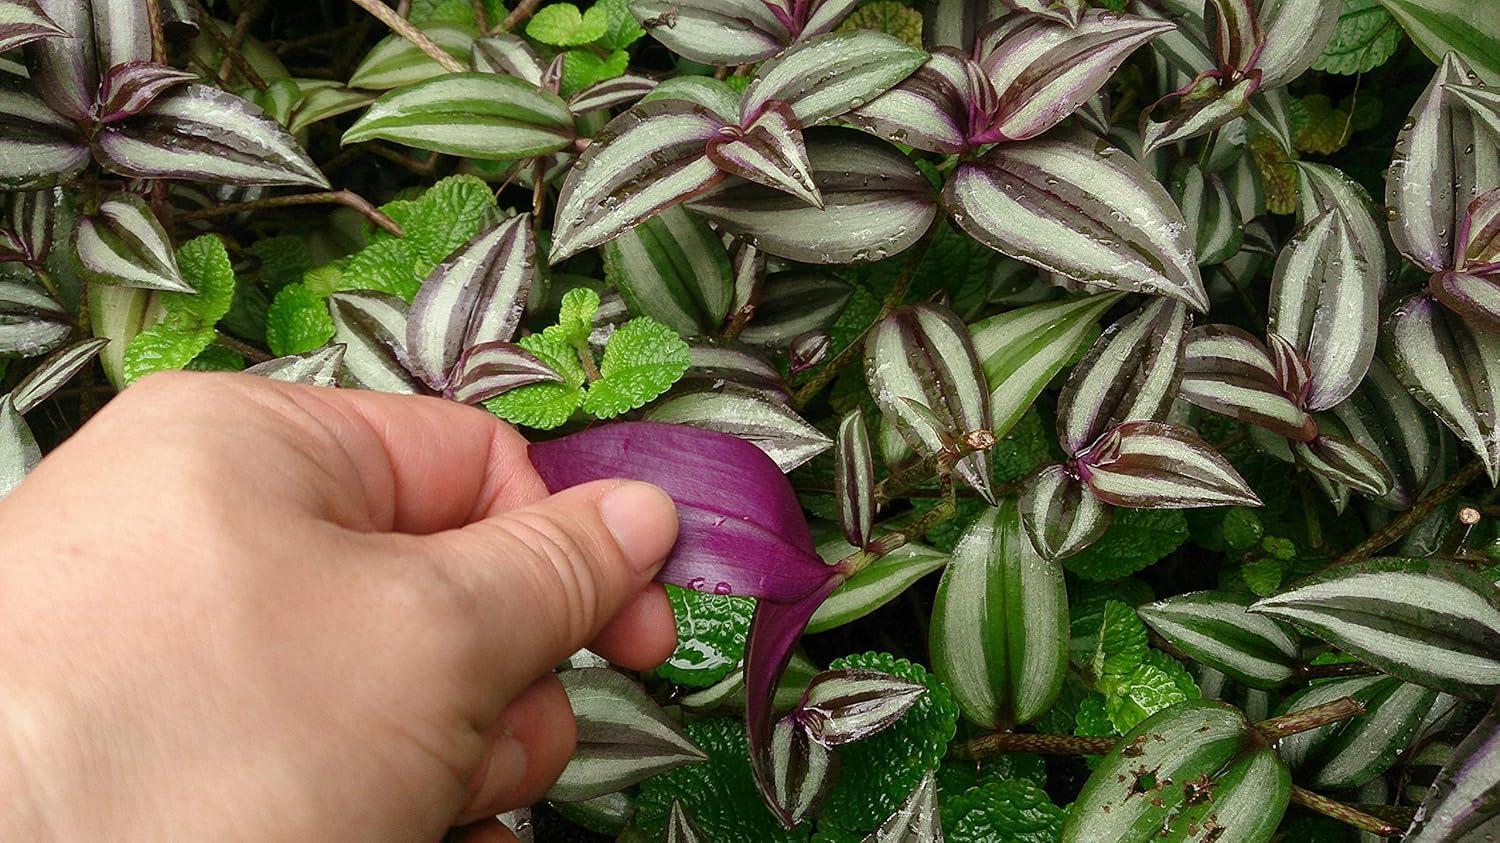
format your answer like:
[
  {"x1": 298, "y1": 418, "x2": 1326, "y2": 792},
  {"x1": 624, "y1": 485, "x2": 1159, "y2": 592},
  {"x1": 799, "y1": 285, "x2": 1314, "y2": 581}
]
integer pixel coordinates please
[
  {"x1": 788, "y1": 331, "x2": 831, "y2": 374},
  {"x1": 739, "y1": 31, "x2": 926, "y2": 129},
  {"x1": 73, "y1": 192, "x2": 191, "y2": 292},
  {"x1": 835, "y1": 409, "x2": 875, "y2": 549},
  {"x1": 1140, "y1": 72, "x2": 1258, "y2": 154},
  {"x1": 1459, "y1": 188, "x2": 1500, "y2": 274},
  {"x1": 707, "y1": 101, "x2": 823, "y2": 208},
  {"x1": 1431, "y1": 271, "x2": 1500, "y2": 331},
  {"x1": 642, "y1": 386, "x2": 833, "y2": 472},
  {"x1": 0, "y1": 0, "x2": 63, "y2": 53},
  {"x1": 96, "y1": 61, "x2": 198, "y2": 124},
  {"x1": 406, "y1": 214, "x2": 536, "y2": 392},
  {"x1": 1078, "y1": 421, "x2": 1262, "y2": 509},
  {"x1": 1180, "y1": 324, "x2": 1317, "y2": 441},
  {"x1": 446, "y1": 341, "x2": 561, "y2": 404},
  {"x1": 848, "y1": 48, "x2": 971, "y2": 154},
  {"x1": 327, "y1": 291, "x2": 422, "y2": 395},
  {"x1": 0, "y1": 87, "x2": 89, "y2": 190},
  {"x1": 1020, "y1": 463, "x2": 1112, "y2": 561},
  {"x1": 22, "y1": 0, "x2": 97, "y2": 121}
]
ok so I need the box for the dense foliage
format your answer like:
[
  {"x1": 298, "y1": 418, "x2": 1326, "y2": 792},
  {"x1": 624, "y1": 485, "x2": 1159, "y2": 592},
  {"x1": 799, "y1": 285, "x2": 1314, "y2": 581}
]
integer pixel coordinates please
[{"x1": 3, "y1": 0, "x2": 1500, "y2": 839}]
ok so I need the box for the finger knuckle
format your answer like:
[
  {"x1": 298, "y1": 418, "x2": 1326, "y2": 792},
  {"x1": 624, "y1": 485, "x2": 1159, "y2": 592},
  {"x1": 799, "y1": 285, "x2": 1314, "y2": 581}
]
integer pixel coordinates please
[{"x1": 500, "y1": 512, "x2": 607, "y2": 640}]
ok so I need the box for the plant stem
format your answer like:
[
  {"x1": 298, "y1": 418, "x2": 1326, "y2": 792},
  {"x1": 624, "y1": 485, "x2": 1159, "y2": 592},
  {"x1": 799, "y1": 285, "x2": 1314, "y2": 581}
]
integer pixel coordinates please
[
  {"x1": 500, "y1": 0, "x2": 544, "y2": 31},
  {"x1": 1256, "y1": 697, "x2": 1364, "y2": 742},
  {"x1": 1328, "y1": 460, "x2": 1485, "y2": 570},
  {"x1": 193, "y1": 0, "x2": 267, "y2": 89},
  {"x1": 177, "y1": 190, "x2": 405, "y2": 238},
  {"x1": 951, "y1": 733, "x2": 1117, "y2": 759},
  {"x1": 215, "y1": 332, "x2": 273, "y2": 363},
  {"x1": 472, "y1": 0, "x2": 490, "y2": 32},
  {"x1": 348, "y1": 0, "x2": 467, "y2": 73},
  {"x1": 1290, "y1": 787, "x2": 1401, "y2": 837},
  {"x1": 146, "y1": 0, "x2": 166, "y2": 64},
  {"x1": 841, "y1": 480, "x2": 955, "y2": 576},
  {"x1": 219, "y1": 0, "x2": 264, "y2": 82}
]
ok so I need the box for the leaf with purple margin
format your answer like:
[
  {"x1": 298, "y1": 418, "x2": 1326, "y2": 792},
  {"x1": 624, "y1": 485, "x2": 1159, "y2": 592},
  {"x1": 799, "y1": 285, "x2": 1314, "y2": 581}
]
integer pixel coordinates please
[
  {"x1": 643, "y1": 386, "x2": 832, "y2": 472},
  {"x1": 1138, "y1": 0, "x2": 1215, "y2": 78},
  {"x1": 997, "y1": 0, "x2": 1086, "y2": 26},
  {"x1": 406, "y1": 214, "x2": 535, "y2": 392},
  {"x1": 628, "y1": 0, "x2": 789, "y2": 65},
  {"x1": 0, "y1": 0, "x2": 62, "y2": 52},
  {"x1": 866, "y1": 303, "x2": 994, "y2": 503},
  {"x1": 9, "y1": 337, "x2": 107, "y2": 414},
  {"x1": 97, "y1": 61, "x2": 198, "y2": 124},
  {"x1": 570, "y1": 73, "x2": 657, "y2": 113},
  {"x1": 0, "y1": 87, "x2": 88, "y2": 190},
  {"x1": 836, "y1": 409, "x2": 875, "y2": 549},
  {"x1": 243, "y1": 345, "x2": 347, "y2": 388},
  {"x1": 795, "y1": 668, "x2": 927, "y2": 745},
  {"x1": 327, "y1": 291, "x2": 421, "y2": 395},
  {"x1": 96, "y1": 84, "x2": 329, "y2": 188},
  {"x1": 1020, "y1": 463, "x2": 1113, "y2": 561},
  {"x1": 603, "y1": 206, "x2": 734, "y2": 337},
  {"x1": 1407, "y1": 694, "x2": 1500, "y2": 841},
  {"x1": 2, "y1": 189, "x2": 59, "y2": 267},
  {"x1": 550, "y1": 100, "x2": 727, "y2": 262},
  {"x1": 1255, "y1": 0, "x2": 1341, "y2": 88},
  {"x1": 922, "y1": 0, "x2": 1004, "y2": 50},
  {"x1": 688, "y1": 127, "x2": 937, "y2": 265},
  {"x1": 1079, "y1": 420, "x2": 1262, "y2": 509},
  {"x1": 1141, "y1": 73, "x2": 1258, "y2": 155},
  {"x1": 847, "y1": 48, "x2": 972, "y2": 154},
  {"x1": 23, "y1": 0, "x2": 96, "y2": 121},
  {"x1": 447, "y1": 341, "x2": 561, "y2": 404},
  {"x1": 1171, "y1": 160, "x2": 1243, "y2": 265},
  {"x1": 1293, "y1": 430, "x2": 1395, "y2": 498},
  {"x1": 1204, "y1": 0, "x2": 1260, "y2": 74},
  {"x1": 1431, "y1": 271, "x2": 1500, "y2": 330},
  {"x1": 73, "y1": 193, "x2": 190, "y2": 293},
  {"x1": 707, "y1": 101, "x2": 822, "y2": 209},
  {"x1": 1269, "y1": 209, "x2": 1378, "y2": 411},
  {"x1": 739, "y1": 30, "x2": 926, "y2": 129},
  {"x1": 1180, "y1": 324, "x2": 1316, "y2": 440},
  {"x1": 0, "y1": 395, "x2": 39, "y2": 499},
  {"x1": 788, "y1": 331, "x2": 830, "y2": 374},
  {"x1": 1057, "y1": 297, "x2": 1189, "y2": 456},
  {"x1": 946, "y1": 132, "x2": 1207, "y2": 311},
  {"x1": 1384, "y1": 294, "x2": 1500, "y2": 483},
  {"x1": 548, "y1": 667, "x2": 707, "y2": 802},
  {"x1": 973, "y1": 11, "x2": 1175, "y2": 143},
  {"x1": 737, "y1": 270, "x2": 852, "y2": 347},
  {"x1": 800, "y1": 0, "x2": 861, "y2": 38},
  {"x1": 679, "y1": 344, "x2": 788, "y2": 402},
  {"x1": 1323, "y1": 357, "x2": 1441, "y2": 510},
  {"x1": 1387, "y1": 53, "x2": 1500, "y2": 273},
  {"x1": 1459, "y1": 189, "x2": 1500, "y2": 272},
  {"x1": 1449, "y1": 81, "x2": 1500, "y2": 142},
  {"x1": 1295, "y1": 161, "x2": 1391, "y2": 296},
  {"x1": 472, "y1": 32, "x2": 546, "y2": 84},
  {"x1": 767, "y1": 712, "x2": 837, "y2": 825}
]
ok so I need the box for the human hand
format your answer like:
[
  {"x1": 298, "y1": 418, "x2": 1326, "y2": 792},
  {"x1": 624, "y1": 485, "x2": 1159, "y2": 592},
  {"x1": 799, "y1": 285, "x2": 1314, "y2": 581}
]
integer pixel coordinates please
[{"x1": 0, "y1": 372, "x2": 679, "y2": 842}]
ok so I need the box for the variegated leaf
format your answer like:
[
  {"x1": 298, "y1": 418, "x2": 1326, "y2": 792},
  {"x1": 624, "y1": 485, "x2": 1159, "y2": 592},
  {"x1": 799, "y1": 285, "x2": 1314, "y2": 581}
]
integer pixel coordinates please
[
  {"x1": 96, "y1": 84, "x2": 329, "y2": 188},
  {"x1": 0, "y1": 274, "x2": 70, "y2": 356},
  {"x1": 836, "y1": 409, "x2": 876, "y2": 549},
  {"x1": 1079, "y1": 420, "x2": 1262, "y2": 509},
  {"x1": 1019, "y1": 463, "x2": 1112, "y2": 561},
  {"x1": 788, "y1": 331, "x2": 830, "y2": 373},
  {"x1": 1323, "y1": 357, "x2": 1440, "y2": 510},
  {"x1": 1247, "y1": 85, "x2": 1298, "y2": 154},
  {"x1": 1449, "y1": 81, "x2": 1500, "y2": 142},
  {"x1": 22, "y1": 0, "x2": 96, "y2": 121},
  {"x1": 679, "y1": 343, "x2": 788, "y2": 401},
  {"x1": 472, "y1": 33, "x2": 546, "y2": 84},
  {"x1": 1295, "y1": 162, "x2": 1390, "y2": 297},
  {"x1": 570, "y1": 74, "x2": 656, "y2": 114},
  {"x1": 0, "y1": 87, "x2": 89, "y2": 190},
  {"x1": 866, "y1": 303, "x2": 995, "y2": 502},
  {"x1": 1139, "y1": 0, "x2": 1215, "y2": 78},
  {"x1": 1255, "y1": 0, "x2": 1342, "y2": 88},
  {"x1": 447, "y1": 341, "x2": 561, "y2": 404},
  {"x1": 1388, "y1": 53, "x2": 1500, "y2": 273},
  {"x1": 1384, "y1": 295, "x2": 1500, "y2": 483},
  {"x1": 847, "y1": 48, "x2": 971, "y2": 154},
  {"x1": 644, "y1": 386, "x2": 832, "y2": 472},
  {"x1": 0, "y1": 0, "x2": 62, "y2": 52},
  {"x1": 1458, "y1": 189, "x2": 1500, "y2": 273},
  {"x1": 807, "y1": 537, "x2": 948, "y2": 633},
  {"x1": 1278, "y1": 675, "x2": 1439, "y2": 791},
  {"x1": 96, "y1": 61, "x2": 197, "y2": 124},
  {"x1": 327, "y1": 291, "x2": 420, "y2": 395},
  {"x1": 1138, "y1": 591, "x2": 1301, "y2": 689},
  {"x1": 286, "y1": 82, "x2": 379, "y2": 135},
  {"x1": 602, "y1": 206, "x2": 733, "y2": 336},
  {"x1": 2, "y1": 189, "x2": 59, "y2": 266},
  {"x1": 1430, "y1": 271, "x2": 1500, "y2": 331},
  {"x1": 1180, "y1": 324, "x2": 1316, "y2": 440},
  {"x1": 548, "y1": 667, "x2": 707, "y2": 802},
  {"x1": 1252, "y1": 558, "x2": 1500, "y2": 698},
  {"x1": 89, "y1": 284, "x2": 149, "y2": 388},
  {"x1": 767, "y1": 714, "x2": 837, "y2": 825},
  {"x1": 1140, "y1": 73, "x2": 1257, "y2": 155},
  {"x1": 1204, "y1": 0, "x2": 1260, "y2": 74},
  {"x1": 348, "y1": 24, "x2": 475, "y2": 90},
  {"x1": 243, "y1": 345, "x2": 347, "y2": 388},
  {"x1": 1057, "y1": 297, "x2": 1189, "y2": 455},
  {"x1": 946, "y1": 132, "x2": 1207, "y2": 311},
  {"x1": 343, "y1": 72, "x2": 573, "y2": 162},
  {"x1": 796, "y1": 668, "x2": 927, "y2": 745},
  {"x1": 74, "y1": 193, "x2": 190, "y2": 292},
  {"x1": 0, "y1": 395, "x2": 40, "y2": 499},
  {"x1": 406, "y1": 214, "x2": 535, "y2": 391},
  {"x1": 550, "y1": 100, "x2": 727, "y2": 262},
  {"x1": 972, "y1": 292, "x2": 1123, "y2": 441},
  {"x1": 9, "y1": 337, "x2": 108, "y2": 414},
  {"x1": 707, "y1": 101, "x2": 821, "y2": 208},
  {"x1": 688, "y1": 127, "x2": 938, "y2": 265},
  {"x1": 1293, "y1": 429, "x2": 1395, "y2": 498},
  {"x1": 1407, "y1": 695, "x2": 1500, "y2": 842},
  {"x1": 737, "y1": 270, "x2": 852, "y2": 347},
  {"x1": 640, "y1": 76, "x2": 742, "y2": 123},
  {"x1": 923, "y1": 0, "x2": 1004, "y2": 50},
  {"x1": 666, "y1": 800, "x2": 706, "y2": 843},
  {"x1": 628, "y1": 0, "x2": 790, "y2": 65},
  {"x1": 930, "y1": 498, "x2": 1069, "y2": 728},
  {"x1": 998, "y1": 0, "x2": 1086, "y2": 25},
  {"x1": 1171, "y1": 160, "x2": 1243, "y2": 265},
  {"x1": 864, "y1": 768, "x2": 942, "y2": 843},
  {"x1": 739, "y1": 31, "x2": 926, "y2": 129}
]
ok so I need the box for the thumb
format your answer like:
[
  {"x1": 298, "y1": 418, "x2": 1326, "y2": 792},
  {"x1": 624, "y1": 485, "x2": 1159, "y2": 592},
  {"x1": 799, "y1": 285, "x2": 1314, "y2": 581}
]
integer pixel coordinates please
[{"x1": 440, "y1": 479, "x2": 678, "y2": 687}]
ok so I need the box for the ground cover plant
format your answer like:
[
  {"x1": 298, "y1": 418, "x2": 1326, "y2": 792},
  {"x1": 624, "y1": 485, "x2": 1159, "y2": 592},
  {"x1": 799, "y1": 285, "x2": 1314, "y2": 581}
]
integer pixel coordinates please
[{"x1": 3, "y1": 0, "x2": 1500, "y2": 839}]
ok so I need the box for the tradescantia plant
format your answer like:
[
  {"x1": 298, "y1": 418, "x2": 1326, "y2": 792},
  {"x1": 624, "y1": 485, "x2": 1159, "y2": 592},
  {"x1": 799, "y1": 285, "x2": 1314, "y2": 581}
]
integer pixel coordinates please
[{"x1": 6, "y1": 0, "x2": 1500, "y2": 838}]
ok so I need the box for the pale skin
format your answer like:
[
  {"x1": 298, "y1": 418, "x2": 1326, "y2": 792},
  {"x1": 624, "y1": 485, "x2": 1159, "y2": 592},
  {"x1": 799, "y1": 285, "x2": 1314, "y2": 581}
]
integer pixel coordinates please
[{"x1": 0, "y1": 372, "x2": 681, "y2": 842}]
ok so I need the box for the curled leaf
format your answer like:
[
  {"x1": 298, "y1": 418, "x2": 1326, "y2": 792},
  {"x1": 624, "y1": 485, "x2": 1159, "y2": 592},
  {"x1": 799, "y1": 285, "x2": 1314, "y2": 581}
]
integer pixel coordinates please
[
  {"x1": 73, "y1": 193, "x2": 190, "y2": 292},
  {"x1": 1078, "y1": 421, "x2": 1262, "y2": 509},
  {"x1": 1019, "y1": 463, "x2": 1112, "y2": 561},
  {"x1": 836, "y1": 409, "x2": 876, "y2": 549}
]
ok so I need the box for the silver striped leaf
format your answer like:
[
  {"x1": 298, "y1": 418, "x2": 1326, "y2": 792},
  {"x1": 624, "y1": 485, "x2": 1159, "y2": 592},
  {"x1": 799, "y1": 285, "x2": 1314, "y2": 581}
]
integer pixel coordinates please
[
  {"x1": 548, "y1": 667, "x2": 707, "y2": 802},
  {"x1": 788, "y1": 331, "x2": 830, "y2": 373},
  {"x1": 1450, "y1": 80, "x2": 1500, "y2": 141},
  {"x1": 1254, "y1": 0, "x2": 1341, "y2": 88},
  {"x1": 1388, "y1": 53, "x2": 1500, "y2": 274},
  {"x1": 1277, "y1": 675, "x2": 1439, "y2": 791},
  {"x1": 729, "y1": 237, "x2": 765, "y2": 313},
  {"x1": 550, "y1": 100, "x2": 727, "y2": 262},
  {"x1": 807, "y1": 538, "x2": 948, "y2": 633},
  {"x1": 688, "y1": 127, "x2": 939, "y2": 265},
  {"x1": 678, "y1": 651, "x2": 821, "y2": 714},
  {"x1": 1140, "y1": 74, "x2": 1257, "y2": 157},
  {"x1": 922, "y1": 0, "x2": 1004, "y2": 51},
  {"x1": 602, "y1": 205, "x2": 732, "y2": 337},
  {"x1": 1251, "y1": 558, "x2": 1500, "y2": 699},
  {"x1": 9, "y1": 337, "x2": 108, "y2": 414},
  {"x1": 1019, "y1": 463, "x2": 1112, "y2": 561},
  {"x1": 739, "y1": 31, "x2": 926, "y2": 129},
  {"x1": 1408, "y1": 696, "x2": 1500, "y2": 842},
  {"x1": 737, "y1": 270, "x2": 852, "y2": 347},
  {"x1": 796, "y1": 668, "x2": 927, "y2": 745},
  {"x1": 679, "y1": 343, "x2": 788, "y2": 402},
  {"x1": 88, "y1": 284, "x2": 150, "y2": 388},
  {"x1": 1137, "y1": 590, "x2": 1300, "y2": 690},
  {"x1": 640, "y1": 76, "x2": 742, "y2": 123},
  {"x1": 706, "y1": 101, "x2": 821, "y2": 209},
  {"x1": 286, "y1": 83, "x2": 379, "y2": 135},
  {"x1": 1225, "y1": 144, "x2": 1266, "y2": 221},
  {"x1": 2, "y1": 189, "x2": 60, "y2": 266},
  {"x1": 1322, "y1": 357, "x2": 1441, "y2": 510},
  {"x1": 644, "y1": 386, "x2": 832, "y2": 472},
  {"x1": 863, "y1": 768, "x2": 942, "y2": 842},
  {"x1": 1180, "y1": 324, "x2": 1316, "y2": 441},
  {"x1": 1384, "y1": 294, "x2": 1500, "y2": 483},
  {"x1": 0, "y1": 273, "x2": 70, "y2": 357},
  {"x1": 22, "y1": 0, "x2": 96, "y2": 121},
  {"x1": 1431, "y1": 270, "x2": 1500, "y2": 331},
  {"x1": 847, "y1": 48, "x2": 971, "y2": 155},
  {"x1": 1171, "y1": 160, "x2": 1243, "y2": 266},
  {"x1": 447, "y1": 341, "x2": 561, "y2": 404},
  {"x1": 1057, "y1": 297, "x2": 1189, "y2": 456},
  {"x1": 1204, "y1": 0, "x2": 1260, "y2": 74},
  {"x1": 471, "y1": 33, "x2": 545, "y2": 85},
  {"x1": 628, "y1": 0, "x2": 790, "y2": 65},
  {"x1": 946, "y1": 132, "x2": 1208, "y2": 311},
  {"x1": 998, "y1": 0, "x2": 1086, "y2": 25},
  {"x1": 342, "y1": 72, "x2": 573, "y2": 163},
  {"x1": 1064, "y1": 701, "x2": 1291, "y2": 843},
  {"x1": 1247, "y1": 85, "x2": 1298, "y2": 155},
  {"x1": 1269, "y1": 209, "x2": 1378, "y2": 411},
  {"x1": 0, "y1": 395, "x2": 39, "y2": 500},
  {"x1": 971, "y1": 292, "x2": 1123, "y2": 442},
  {"x1": 406, "y1": 214, "x2": 536, "y2": 392},
  {"x1": 73, "y1": 193, "x2": 190, "y2": 292},
  {"x1": 243, "y1": 344, "x2": 346, "y2": 389},
  {"x1": 0, "y1": 0, "x2": 63, "y2": 52},
  {"x1": 1079, "y1": 420, "x2": 1262, "y2": 509},
  {"x1": 866, "y1": 303, "x2": 994, "y2": 502},
  {"x1": 1292, "y1": 428, "x2": 1394, "y2": 499},
  {"x1": 666, "y1": 800, "x2": 706, "y2": 843},
  {"x1": 1139, "y1": 0, "x2": 1214, "y2": 79},
  {"x1": 97, "y1": 84, "x2": 329, "y2": 188},
  {"x1": 767, "y1": 714, "x2": 837, "y2": 826},
  {"x1": 96, "y1": 61, "x2": 198, "y2": 124},
  {"x1": 327, "y1": 291, "x2": 421, "y2": 395},
  {"x1": 929, "y1": 499, "x2": 1069, "y2": 728},
  {"x1": 0, "y1": 86, "x2": 89, "y2": 190},
  {"x1": 570, "y1": 74, "x2": 656, "y2": 114},
  {"x1": 836, "y1": 409, "x2": 875, "y2": 549},
  {"x1": 1295, "y1": 162, "x2": 1390, "y2": 299},
  {"x1": 347, "y1": 24, "x2": 476, "y2": 90}
]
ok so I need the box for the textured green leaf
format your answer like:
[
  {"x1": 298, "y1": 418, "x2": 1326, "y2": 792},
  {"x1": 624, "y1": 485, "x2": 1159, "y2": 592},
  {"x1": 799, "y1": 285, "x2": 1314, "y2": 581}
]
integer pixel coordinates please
[
  {"x1": 526, "y1": 3, "x2": 607, "y2": 46},
  {"x1": 581, "y1": 318, "x2": 690, "y2": 418},
  {"x1": 1063, "y1": 509, "x2": 1189, "y2": 582},
  {"x1": 122, "y1": 324, "x2": 216, "y2": 384},
  {"x1": 265, "y1": 283, "x2": 335, "y2": 356},
  {"x1": 943, "y1": 779, "x2": 1064, "y2": 843},
  {"x1": 593, "y1": 0, "x2": 644, "y2": 50},
  {"x1": 1104, "y1": 662, "x2": 1191, "y2": 734},
  {"x1": 375, "y1": 174, "x2": 499, "y2": 267},
  {"x1": 1093, "y1": 601, "x2": 1147, "y2": 679},
  {"x1": 161, "y1": 235, "x2": 236, "y2": 327},
  {"x1": 838, "y1": 1, "x2": 923, "y2": 48},
  {"x1": 485, "y1": 331, "x2": 585, "y2": 429},
  {"x1": 339, "y1": 239, "x2": 424, "y2": 301},
  {"x1": 549, "y1": 287, "x2": 601, "y2": 348},
  {"x1": 1313, "y1": 0, "x2": 1401, "y2": 74},
  {"x1": 656, "y1": 584, "x2": 755, "y2": 688}
]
